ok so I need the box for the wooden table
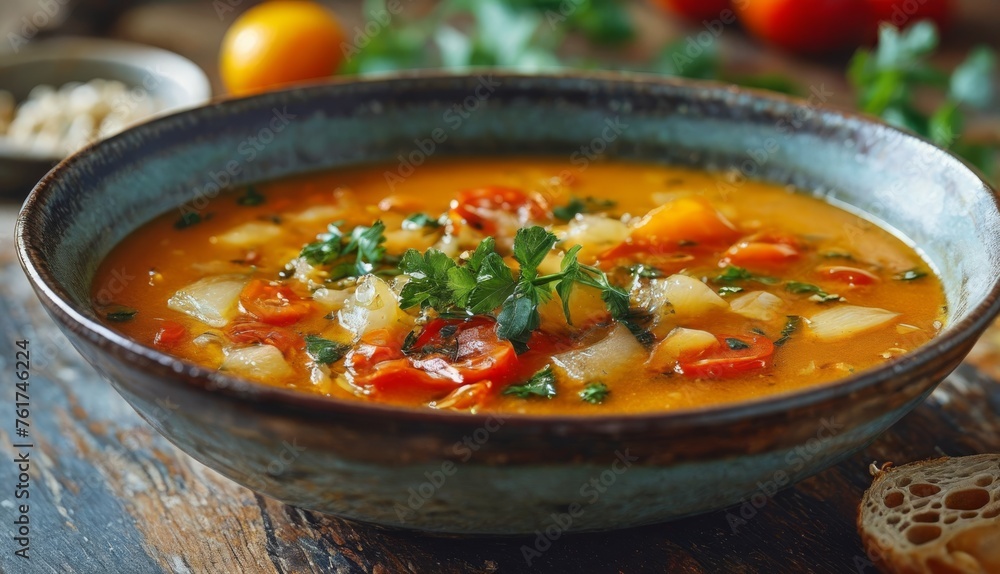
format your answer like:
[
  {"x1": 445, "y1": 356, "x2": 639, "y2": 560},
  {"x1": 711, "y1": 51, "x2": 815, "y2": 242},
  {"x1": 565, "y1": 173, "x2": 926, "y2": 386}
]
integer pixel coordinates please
[{"x1": 3, "y1": 1, "x2": 1000, "y2": 572}]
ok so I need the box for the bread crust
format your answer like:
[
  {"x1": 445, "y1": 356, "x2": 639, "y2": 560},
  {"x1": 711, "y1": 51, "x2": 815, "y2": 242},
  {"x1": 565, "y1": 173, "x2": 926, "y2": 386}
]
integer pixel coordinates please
[{"x1": 857, "y1": 454, "x2": 1000, "y2": 574}]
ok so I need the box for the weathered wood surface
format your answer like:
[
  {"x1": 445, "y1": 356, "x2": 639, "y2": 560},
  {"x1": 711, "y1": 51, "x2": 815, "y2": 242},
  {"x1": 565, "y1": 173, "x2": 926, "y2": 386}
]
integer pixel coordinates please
[{"x1": 2, "y1": 196, "x2": 1000, "y2": 574}]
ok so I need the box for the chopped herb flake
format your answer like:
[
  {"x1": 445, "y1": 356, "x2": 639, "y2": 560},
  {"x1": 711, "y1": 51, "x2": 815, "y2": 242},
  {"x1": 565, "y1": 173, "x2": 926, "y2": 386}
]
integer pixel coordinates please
[
  {"x1": 786, "y1": 281, "x2": 840, "y2": 303},
  {"x1": 713, "y1": 265, "x2": 779, "y2": 285},
  {"x1": 174, "y1": 212, "x2": 203, "y2": 229},
  {"x1": 402, "y1": 213, "x2": 442, "y2": 230},
  {"x1": 579, "y1": 382, "x2": 610, "y2": 404},
  {"x1": 299, "y1": 221, "x2": 388, "y2": 280},
  {"x1": 552, "y1": 196, "x2": 616, "y2": 220},
  {"x1": 503, "y1": 365, "x2": 557, "y2": 399},
  {"x1": 236, "y1": 185, "x2": 265, "y2": 206},
  {"x1": 105, "y1": 307, "x2": 137, "y2": 322},
  {"x1": 725, "y1": 337, "x2": 750, "y2": 350},
  {"x1": 775, "y1": 315, "x2": 801, "y2": 347},
  {"x1": 718, "y1": 286, "x2": 744, "y2": 296},
  {"x1": 304, "y1": 335, "x2": 350, "y2": 365}
]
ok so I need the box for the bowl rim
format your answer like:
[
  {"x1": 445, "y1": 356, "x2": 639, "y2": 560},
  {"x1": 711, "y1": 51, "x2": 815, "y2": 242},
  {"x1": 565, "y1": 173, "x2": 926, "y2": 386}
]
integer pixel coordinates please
[
  {"x1": 0, "y1": 35, "x2": 212, "y2": 162},
  {"x1": 15, "y1": 69, "x2": 1000, "y2": 430}
]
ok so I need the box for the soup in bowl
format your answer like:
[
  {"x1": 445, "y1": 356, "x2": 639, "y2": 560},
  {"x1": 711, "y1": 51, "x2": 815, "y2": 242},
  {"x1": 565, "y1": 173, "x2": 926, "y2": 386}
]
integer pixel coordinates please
[{"x1": 16, "y1": 73, "x2": 1000, "y2": 534}]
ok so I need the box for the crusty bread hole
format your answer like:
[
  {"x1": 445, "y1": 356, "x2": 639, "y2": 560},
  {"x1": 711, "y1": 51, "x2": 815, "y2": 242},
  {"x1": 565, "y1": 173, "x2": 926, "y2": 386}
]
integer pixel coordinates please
[{"x1": 858, "y1": 454, "x2": 1000, "y2": 574}]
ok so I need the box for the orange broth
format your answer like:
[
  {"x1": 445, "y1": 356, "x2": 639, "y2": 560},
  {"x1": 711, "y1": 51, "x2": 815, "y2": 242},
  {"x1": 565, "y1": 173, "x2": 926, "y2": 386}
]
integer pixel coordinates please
[{"x1": 92, "y1": 159, "x2": 946, "y2": 414}]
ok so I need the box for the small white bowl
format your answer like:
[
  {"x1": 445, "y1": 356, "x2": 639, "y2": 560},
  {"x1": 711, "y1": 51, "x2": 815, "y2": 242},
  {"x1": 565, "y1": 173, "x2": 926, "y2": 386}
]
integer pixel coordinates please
[{"x1": 0, "y1": 36, "x2": 211, "y2": 194}]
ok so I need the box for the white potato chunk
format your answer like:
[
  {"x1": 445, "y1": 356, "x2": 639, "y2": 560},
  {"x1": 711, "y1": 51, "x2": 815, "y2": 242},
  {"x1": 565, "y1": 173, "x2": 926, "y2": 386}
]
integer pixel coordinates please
[
  {"x1": 221, "y1": 345, "x2": 295, "y2": 382},
  {"x1": 338, "y1": 275, "x2": 413, "y2": 339},
  {"x1": 552, "y1": 324, "x2": 646, "y2": 384},
  {"x1": 634, "y1": 274, "x2": 728, "y2": 322},
  {"x1": 216, "y1": 221, "x2": 282, "y2": 247},
  {"x1": 167, "y1": 275, "x2": 247, "y2": 328},
  {"x1": 807, "y1": 305, "x2": 901, "y2": 342},
  {"x1": 729, "y1": 291, "x2": 784, "y2": 322}
]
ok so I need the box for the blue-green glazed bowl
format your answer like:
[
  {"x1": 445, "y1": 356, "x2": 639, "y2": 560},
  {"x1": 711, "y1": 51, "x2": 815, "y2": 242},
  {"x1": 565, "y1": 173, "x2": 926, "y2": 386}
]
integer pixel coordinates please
[{"x1": 15, "y1": 72, "x2": 1000, "y2": 534}]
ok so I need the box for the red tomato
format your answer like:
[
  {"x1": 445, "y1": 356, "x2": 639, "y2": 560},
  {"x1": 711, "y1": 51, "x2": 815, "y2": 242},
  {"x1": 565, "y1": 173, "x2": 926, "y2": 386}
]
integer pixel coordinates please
[
  {"x1": 734, "y1": 0, "x2": 873, "y2": 55},
  {"x1": 225, "y1": 320, "x2": 305, "y2": 355},
  {"x1": 651, "y1": 0, "x2": 733, "y2": 21},
  {"x1": 239, "y1": 279, "x2": 314, "y2": 326},
  {"x1": 721, "y1": 232, "x2": 801, "y2": 269},
  {"x1": 677, "y1": 334, "x2": 774, "y2": 378},
  {"x1": 816, "y1": 265, "x2": 879, "y2": 286},
  {"x1": 352, "y1": 318, "x2": 519, "y2": 394},
  {"x1": 448, "y1": 186, "x2": 549, "y2": 236},
  {"x1": 867, "y1": 0, "x2": 952, "y2": 32},
  {"x1": 431, "y1": 381, "x2": 494, "y2": 411},
  {"x1": 153, "y1": 320, "x2": 187, "y2": 349}
]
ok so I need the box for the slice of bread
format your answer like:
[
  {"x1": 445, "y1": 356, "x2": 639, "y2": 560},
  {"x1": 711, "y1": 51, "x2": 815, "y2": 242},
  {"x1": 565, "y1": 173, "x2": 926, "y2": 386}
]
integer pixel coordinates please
[{"x1": 858, "y1": 454, "x2": 1000, "y2": 574}]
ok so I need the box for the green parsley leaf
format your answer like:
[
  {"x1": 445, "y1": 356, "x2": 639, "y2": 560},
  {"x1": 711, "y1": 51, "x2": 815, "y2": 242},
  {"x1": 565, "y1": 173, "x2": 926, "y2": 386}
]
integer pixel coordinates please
[
  {"x1": 236, "y1": 185, "x2": 265, "y2": 206},
  {"x1": 775, "y1": 315, "x2": 800, "y2": 347},
  {"x1": 446, "y1": 266, "x2": 477, "y2": 308},
  {"x1": 628, "y1": 264, "x2": 665, "y2": 279},
  {"x1": 714, "y1": 266, "x2": 779, "y2": 285},
  {"x1": 718, "y1": 286, "x2": 744, "y2": 296},
  {"x1": 786, "y1": 281, "x2": 840, "y2": 302},
  {"x1": 398, "y1": 248, "x2": 458, "y2": 310},
  {"x1": 503, "y1": 365, "x2": 557, "y2": 399},
  {"x1": 496, "y1": 290, "x2": 540, "y2": 354},
  {"x1": 300, "y1": 221, "x2": 388, "y2": 280},
  {"x1": 555, "y1": 245, "x2": 583, "y2": 323},
  {"x1": 466, "y1": 236, "x2": 496, "y2": 274},
  {"x1": 300, "y1": 223, "x2": 346, "y2": 265},
  {"x1": 725, "y1": 337, "x2": 750, "y2": 350},
  {"x1": 402, "y1": 213, "x2": 441, "y2": 231},
  {"x1": 468, "y1": 252, "x2": 518, "y2": 314},
  {"x1": 304, "y1": 335, "x2": 349, "y2": 365},
  {"x1": 894, "y1": 268, "x2": 928, "y2": 281},
  {"x1": 579, "y1": 381, "x2": 609, "y2": 404},
  {"x1": 512, "y1": 226, "x2": 558, "y2": 279}
]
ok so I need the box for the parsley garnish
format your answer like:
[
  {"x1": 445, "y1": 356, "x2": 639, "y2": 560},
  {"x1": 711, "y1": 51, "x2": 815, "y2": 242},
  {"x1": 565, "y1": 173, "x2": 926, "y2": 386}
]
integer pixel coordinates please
[
  {"x1": 579, "y1": 381, "x2": 610, "y2": 404},
  {"x1": 398, "y1": 226, "x2": 649, "y2": 353},
  {"x1": 503, "y1": 365, "x2": 557, "y2": 399},
  {"x1": 304, "y1": 335, "x2": 350, "y2": 365},
  {"x1": 775, "y1": 315, "x2": 801, "y2": 347},
  {"x1": 713, "y1": 266, "x2": 779, "y2": 285},
  {"x1": 552, "y1": 196, "x2": 616, "y2": 221},
  {"x1": 300, "y1": 221, "x2": 388, "y2": 280},
  {"x1": 894, "y1": 268, "x2": 928, "y2": 281},
  {"x1": 402, "y1": 213, "x2": 442, "y2": 231},
  {"x1": 236, "y1": 185, "x2": 265, "y2": 206},
  {"x1": 628, "y1": 264, "x2": 665, "y2": 279},
  {"x1": 785, "y1": 281, "x2": 840, "y2": 303},
  {"x1": 174, "y1": 212, "x2": 203, "y2": 229},
  {"x1": 718, "y1": 286, "x2": 744, "y2": 296},
  {"x1": 105, "y1": 306, "x2": 137, "y2": 322},
  {"x1": 725, "y1": 337, "x2": 750, "y2": 350}
]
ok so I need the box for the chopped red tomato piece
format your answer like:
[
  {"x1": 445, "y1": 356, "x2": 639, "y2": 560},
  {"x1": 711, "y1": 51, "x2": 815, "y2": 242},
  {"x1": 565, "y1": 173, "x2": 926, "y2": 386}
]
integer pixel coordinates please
[
  {"x1": 153, "y1": 320, "x2": 187, "y2": 349},
  {"x1": 431, "y1": 381, "x2": 494, "y2": 411},
  {"x1": 817, "y1": 265, "x2": 879, "y2": 287},
  {"x1": 346, "y1": 328, "x2": 407, "y2": 371},
  {"x1": 239, "y1": 279, "x2": 314, "y2": 326},
  {"x1": 448, "y1": 186, "x2": 549, "y2": 235},
  {"x1": 677, "y1": 334, "x2": 774, "y2": 379},
  {"x1": 351, "y1": 317, "x2": 518, "y2": 394},
  {"x1": 225, "y1": 319, "x2": 305, "y2": 355},
  {"x1": 721, "y1": 232, "x2": 801, "y2": 269},
  {"x1": 601, "y1": 197, "x2": 738, "y2": 260}
]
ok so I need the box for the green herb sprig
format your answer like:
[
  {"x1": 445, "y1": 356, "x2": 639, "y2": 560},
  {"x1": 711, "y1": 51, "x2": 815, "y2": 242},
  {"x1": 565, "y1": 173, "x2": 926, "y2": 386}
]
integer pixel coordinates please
[
  {"x1": 399, "y1": 226, "x2": 648, "y2": 353},
  {"x1": 299, "y1": 221, "x2": 389, "y2": 281},
  {"x1": 503, "y1": 365, "x2": 557, "y2": 399}
]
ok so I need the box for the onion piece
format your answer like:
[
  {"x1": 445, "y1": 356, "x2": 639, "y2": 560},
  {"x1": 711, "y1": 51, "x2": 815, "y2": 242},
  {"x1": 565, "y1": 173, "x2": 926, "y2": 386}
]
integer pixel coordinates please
[
  {"x1": 729, "y1": 291, "x2": 784, "y2": 322},
  {"x1": 338, "y1": 275, "x2": 413, "y2": 340},
  {"x1": 807, "y1": 305, "x2": 900, "y2": 342},
  {"x1": 216, "y1": 221, "x2": 282, "y2": 247},
  {"x1": 635, "y1": 274, "x2": 728, "y2": 322},
  {"x1": 560, "y1": 215, "x2": 629, "y2": 259},
  {"x1": 167, "y1": 275, "x2": 247, "y2": 328},
  {"x1": 646, "y1": 327, "x2": 719, "y2": 372},
  {"x1": 312, "y1": 287, "x2": 352, "y2": 311},
  {"x1": 220, "y1": 345, "x2": 295, "y2": 382},
  {"x1": 552, "y1": 324, "x2": 646, "y2": 384}
]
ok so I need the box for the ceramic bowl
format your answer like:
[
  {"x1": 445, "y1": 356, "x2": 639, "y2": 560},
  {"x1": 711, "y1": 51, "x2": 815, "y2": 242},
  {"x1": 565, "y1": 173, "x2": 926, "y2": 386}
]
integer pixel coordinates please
[
  {"x1": 0, "y1": 36, "x2": 211, "y2": 194},
  {"x1": 16, "y1": 72, "x2": 1000, "y2": 534}
]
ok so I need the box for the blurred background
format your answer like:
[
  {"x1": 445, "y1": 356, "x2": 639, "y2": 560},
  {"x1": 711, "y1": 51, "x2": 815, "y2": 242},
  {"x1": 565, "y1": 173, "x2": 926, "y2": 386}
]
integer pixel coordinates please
[{"x1": 0, "y1": 0, "x2": 997, "y2": 191}]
